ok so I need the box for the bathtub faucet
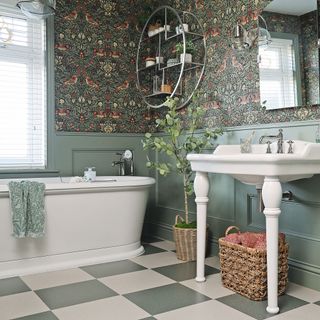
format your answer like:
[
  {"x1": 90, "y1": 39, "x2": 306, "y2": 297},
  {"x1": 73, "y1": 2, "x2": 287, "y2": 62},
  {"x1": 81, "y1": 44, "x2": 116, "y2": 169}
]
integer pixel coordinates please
[{"x1": 112, "y1": 150, "x2": 134, "y2": 176}]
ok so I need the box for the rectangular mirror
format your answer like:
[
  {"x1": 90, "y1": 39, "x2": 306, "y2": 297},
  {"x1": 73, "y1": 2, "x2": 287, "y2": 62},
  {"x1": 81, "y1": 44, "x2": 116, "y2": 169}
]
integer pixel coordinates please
[{"x1": 259, "y1": 0, "x2": 319, "y2": 110}]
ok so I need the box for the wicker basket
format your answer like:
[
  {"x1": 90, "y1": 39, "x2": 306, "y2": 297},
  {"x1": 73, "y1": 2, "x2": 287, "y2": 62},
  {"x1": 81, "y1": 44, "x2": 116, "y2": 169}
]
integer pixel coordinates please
[
  {"x1": 173, "y1": 215, "x2": 209, "y2": 261},
  {"x1": 173, "y1": 215, "x2": 197, "y2": 261},
  {"x1": 219, "y1": 226, "x2": 288, "y2": 301}
]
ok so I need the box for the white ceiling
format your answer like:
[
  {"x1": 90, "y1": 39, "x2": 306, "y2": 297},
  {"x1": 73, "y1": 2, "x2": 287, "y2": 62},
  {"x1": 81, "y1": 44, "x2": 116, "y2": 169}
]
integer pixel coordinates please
[{"x1": 264, "y1": 0, "x2": 317, "y2": 16}]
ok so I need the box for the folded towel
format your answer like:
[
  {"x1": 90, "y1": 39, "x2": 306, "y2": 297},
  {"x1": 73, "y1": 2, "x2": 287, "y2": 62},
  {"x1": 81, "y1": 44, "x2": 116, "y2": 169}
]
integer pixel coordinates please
[{"x1": 8, "y1": 181, "x2": 46, "y2": 238}]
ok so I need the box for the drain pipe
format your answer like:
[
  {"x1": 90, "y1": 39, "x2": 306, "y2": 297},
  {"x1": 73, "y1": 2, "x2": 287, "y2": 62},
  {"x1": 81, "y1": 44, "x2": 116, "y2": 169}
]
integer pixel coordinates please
[{"x1": 257, "y1": 187, "x2": 293, "y2": 213}]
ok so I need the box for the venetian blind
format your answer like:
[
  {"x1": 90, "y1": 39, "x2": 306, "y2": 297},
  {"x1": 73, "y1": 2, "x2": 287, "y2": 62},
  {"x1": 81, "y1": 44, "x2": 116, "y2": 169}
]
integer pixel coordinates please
[
  {"x1": 0, "y1": 5, "x2": 46, "y2": 169},
  {"x1": 259, "y1": 37, "x2": 297, "y2": 109}
]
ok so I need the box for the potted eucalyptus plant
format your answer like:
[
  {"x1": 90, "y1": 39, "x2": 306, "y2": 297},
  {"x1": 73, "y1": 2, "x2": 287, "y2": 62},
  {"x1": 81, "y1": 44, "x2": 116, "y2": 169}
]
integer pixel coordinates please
[
  {"x1": 142, "y1": 94, "x2": 223, "y2": 261},
  {"x1": 175, "y1": 40, "x2": 196, "y2": 63}
]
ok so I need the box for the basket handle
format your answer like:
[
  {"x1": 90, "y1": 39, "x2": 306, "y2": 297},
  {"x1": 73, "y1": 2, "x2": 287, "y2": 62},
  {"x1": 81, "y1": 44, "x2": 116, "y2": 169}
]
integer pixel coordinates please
[
  {"x1": 225, "y1": 226, "x2": 240, "y2": 236},
  {"x1": 175, "y1": 215, "x2": 185, "y2": 225}
]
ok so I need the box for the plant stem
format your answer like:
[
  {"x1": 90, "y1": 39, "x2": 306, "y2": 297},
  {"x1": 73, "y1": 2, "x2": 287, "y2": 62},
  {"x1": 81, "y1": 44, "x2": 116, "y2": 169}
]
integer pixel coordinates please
[{"x1": 183, "y1": 173, "x2": 189, "y2": 224}]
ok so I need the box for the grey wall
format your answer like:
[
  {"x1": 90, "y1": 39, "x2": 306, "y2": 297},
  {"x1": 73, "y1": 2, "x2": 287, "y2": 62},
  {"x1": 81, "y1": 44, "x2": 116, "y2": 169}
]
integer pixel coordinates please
[{"x1": 144, "y1": 121, "x2": 320, "y2": 291}]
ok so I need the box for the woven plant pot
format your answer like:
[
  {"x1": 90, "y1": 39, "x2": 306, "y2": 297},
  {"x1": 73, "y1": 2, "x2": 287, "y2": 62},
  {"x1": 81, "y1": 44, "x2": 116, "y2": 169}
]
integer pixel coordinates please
[
  {"x1": 219, "y1": 226, "x2": 289, "y2": 301},
  {"x1": 173, "y1": 215, "x2": 208, "y2": 262}
]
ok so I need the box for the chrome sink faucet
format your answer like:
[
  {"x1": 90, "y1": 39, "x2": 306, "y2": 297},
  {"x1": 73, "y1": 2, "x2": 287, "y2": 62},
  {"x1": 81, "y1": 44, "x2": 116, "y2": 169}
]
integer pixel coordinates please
[{"x1": 259, "y1": 129, "x2": 284, "y2": 153}]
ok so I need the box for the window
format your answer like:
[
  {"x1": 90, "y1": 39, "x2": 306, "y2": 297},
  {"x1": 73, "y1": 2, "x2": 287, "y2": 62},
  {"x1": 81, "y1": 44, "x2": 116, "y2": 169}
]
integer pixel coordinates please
[
  {"x1": 259, "y1": 37, "x2": 299, "y2": 110},
  {"x1": 0, "y1": 6, "x2": 46, "y2": 169}
]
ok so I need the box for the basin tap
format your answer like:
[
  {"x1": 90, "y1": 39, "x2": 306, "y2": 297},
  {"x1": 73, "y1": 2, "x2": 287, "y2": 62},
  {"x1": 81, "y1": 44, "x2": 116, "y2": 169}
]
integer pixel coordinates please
[{"x1": 259, "y1": 129, "x2": 284, "y2": 153}]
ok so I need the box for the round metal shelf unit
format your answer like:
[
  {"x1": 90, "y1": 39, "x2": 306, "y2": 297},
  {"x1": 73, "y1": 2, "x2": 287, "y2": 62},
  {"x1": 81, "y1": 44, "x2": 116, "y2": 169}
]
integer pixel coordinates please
[{"x1": 136, "y1": 5, "x2": 206, "y2": 109}]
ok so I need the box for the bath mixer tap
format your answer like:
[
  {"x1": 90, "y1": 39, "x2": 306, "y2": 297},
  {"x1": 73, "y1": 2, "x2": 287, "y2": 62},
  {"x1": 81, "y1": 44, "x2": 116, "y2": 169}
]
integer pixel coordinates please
[
  {"x1": 112, "y1": 150, "x2": 134, "y2": 176},
  {"x1": 259, "y1": 129, "x2": 284, "y2": 153}
]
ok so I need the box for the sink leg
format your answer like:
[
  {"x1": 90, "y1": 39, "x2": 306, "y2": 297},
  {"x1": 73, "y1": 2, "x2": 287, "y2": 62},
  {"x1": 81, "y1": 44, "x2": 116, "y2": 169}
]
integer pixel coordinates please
[
  {"x1": 194, "y1": 171, "x2": 209, "y2": 282},
  {"x1": 262, "y1": 176, "x2": 282, "y2": 314}
]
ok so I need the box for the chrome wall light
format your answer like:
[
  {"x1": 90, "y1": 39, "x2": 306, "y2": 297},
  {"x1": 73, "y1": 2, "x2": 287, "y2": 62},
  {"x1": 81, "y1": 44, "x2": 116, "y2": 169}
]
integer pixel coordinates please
[
  {"x1": 231, "y1": 15, "x2": 272, "y2": 51},
  {"x1": 17, "y1": 0, "x2": 56, "y2": 19}
]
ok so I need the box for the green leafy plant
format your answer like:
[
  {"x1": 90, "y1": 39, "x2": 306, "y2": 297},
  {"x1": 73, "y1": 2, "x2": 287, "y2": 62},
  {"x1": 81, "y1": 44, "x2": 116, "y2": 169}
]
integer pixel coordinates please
[
  {"x1": 175, "y1": 41, "x2": 196, "y2": 55},
  {"x1": 142, "y1": 94, "x2": 223, "y2": 227}
]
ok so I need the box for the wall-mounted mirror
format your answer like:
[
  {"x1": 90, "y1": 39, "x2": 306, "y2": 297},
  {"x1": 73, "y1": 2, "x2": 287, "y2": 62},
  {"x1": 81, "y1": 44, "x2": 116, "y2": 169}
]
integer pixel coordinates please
[{"x1": 259, "y1": 0, "x2": 319, "y2": 110}]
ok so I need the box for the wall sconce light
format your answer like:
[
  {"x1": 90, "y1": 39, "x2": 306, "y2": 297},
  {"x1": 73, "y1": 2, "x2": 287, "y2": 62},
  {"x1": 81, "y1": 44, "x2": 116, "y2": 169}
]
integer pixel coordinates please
[
  {"x1": 231, "y1": 23, "x2": 251, "y2": 51},
  {"x1": 17, "y1": 0, "x2": 56, "y2": 19},
  {"x1": 231, "y1": 15, "x2": 272, "y2": 51}
]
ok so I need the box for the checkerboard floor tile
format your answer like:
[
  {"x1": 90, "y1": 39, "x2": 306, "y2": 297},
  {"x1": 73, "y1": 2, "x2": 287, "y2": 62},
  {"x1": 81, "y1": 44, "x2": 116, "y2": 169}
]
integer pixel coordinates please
[{"x1": 0, "y1": 239, "x2": 318, "y2": 320}]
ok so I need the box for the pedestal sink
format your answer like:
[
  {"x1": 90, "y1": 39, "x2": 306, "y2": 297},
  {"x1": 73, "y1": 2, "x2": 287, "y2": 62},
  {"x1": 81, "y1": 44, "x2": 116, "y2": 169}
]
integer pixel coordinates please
[{"x1": 187, "y1": 140, "x2": 320, "y2": 314}]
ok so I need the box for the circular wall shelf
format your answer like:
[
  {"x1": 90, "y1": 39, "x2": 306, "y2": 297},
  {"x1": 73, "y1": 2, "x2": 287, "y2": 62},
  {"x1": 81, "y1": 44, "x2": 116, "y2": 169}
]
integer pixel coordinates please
[{"x1": 136, "y1": 6, "x2": 206, "y2": 109}]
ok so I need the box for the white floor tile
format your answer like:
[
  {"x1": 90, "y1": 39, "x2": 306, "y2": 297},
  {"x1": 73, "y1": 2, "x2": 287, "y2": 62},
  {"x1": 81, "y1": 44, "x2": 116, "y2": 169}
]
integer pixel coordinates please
[
  {"x1": 180, "y1": 274, "x2": 233, "y2": 299},
  {"x1": 286, "y1": 282, "x2": 320, "y2": 303},
  {"x1": 271, "y1": 303, "x2": 320, "y2": 320},
  {"x1": 155, "y1": 300, "x2": 255, "y2": 320},
  {"x1": 99, "y1": 269, "x2": 175, "y2": 294},
  {"x1": 131, "y1": 252, "x2": 185, "y2": 269},
  {"x1": 0, "y1": 291, "x2": 48, "y2": 320},
  {"x1": 151, "y1": 241, "x2": 176, "y2": 251},
  {"x1": 205, "y1": 256, "x2": 220, "y2": 270},
  {"x1": 53, "y1": 296, "x2": 150, "y2": 320},
  {"x1": 21, "y1": 268, "x2": 94, "y2": 290}
]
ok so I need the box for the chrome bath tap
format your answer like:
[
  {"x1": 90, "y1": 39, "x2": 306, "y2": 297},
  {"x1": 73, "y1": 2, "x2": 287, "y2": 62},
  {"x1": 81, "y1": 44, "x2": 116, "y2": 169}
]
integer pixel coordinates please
[
  {"x1": 259, "y1": 129, "x2": 284, "y2": 153},
  {"x1": 112, "y1": 150, "x2": 134, "y2": 176}
]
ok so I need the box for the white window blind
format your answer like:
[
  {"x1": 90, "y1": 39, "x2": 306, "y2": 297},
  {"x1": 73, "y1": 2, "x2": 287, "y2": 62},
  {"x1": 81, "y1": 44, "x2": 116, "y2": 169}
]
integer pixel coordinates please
[
  {"x1": 259, "y1": 38, "x2": 298, "y2": 109},
  {"x1": 0, "y1": 6, "x2": 46, "y2": 169}
]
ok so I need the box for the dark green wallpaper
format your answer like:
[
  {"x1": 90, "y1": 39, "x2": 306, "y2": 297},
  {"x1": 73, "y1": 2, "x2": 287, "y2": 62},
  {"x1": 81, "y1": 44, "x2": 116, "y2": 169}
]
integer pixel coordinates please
[{"x1": 54, "y1": 0, "x2": 320, "y2": 133}]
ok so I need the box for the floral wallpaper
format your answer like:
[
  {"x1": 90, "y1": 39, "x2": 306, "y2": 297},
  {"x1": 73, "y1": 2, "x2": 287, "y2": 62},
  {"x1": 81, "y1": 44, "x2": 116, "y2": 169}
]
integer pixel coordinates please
[
  {"x1": 301, "y1": 10, "x2": 319, "y2": 105},
  {"x1": 54, "y1": 0, "x2": 320, "y2": 133},
  {"x1": 54, "y1": 0, "x2": 154, "y2": 133}
]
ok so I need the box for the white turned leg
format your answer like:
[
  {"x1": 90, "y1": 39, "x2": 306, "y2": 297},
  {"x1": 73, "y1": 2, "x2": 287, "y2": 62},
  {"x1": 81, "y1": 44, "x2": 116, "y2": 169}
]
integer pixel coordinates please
[
  {"x1": 194, "y1": 171, "x2": 209, "y2": 282},
  {"x1": 262, "y1": 176, "x2": 282, "y2": 314}
]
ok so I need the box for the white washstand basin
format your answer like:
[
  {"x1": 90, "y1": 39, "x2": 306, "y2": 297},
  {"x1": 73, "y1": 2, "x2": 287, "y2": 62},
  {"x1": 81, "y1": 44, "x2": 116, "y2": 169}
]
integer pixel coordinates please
[{"x1": 187, "y1": 140, "x2": 320, "y2": 314}]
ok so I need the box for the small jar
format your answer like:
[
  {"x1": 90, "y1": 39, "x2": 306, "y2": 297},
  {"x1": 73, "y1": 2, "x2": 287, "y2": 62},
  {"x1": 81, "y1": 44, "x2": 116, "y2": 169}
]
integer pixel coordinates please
[{"x1": 146, "y1": 57, "x2": 156, "y2": 67}]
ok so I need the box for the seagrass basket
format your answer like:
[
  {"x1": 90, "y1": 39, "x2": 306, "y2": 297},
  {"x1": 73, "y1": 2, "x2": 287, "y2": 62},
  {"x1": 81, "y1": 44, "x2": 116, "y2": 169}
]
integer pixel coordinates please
[
  {"x1": 173, "y1": 215, "x2": 209, "y2": 261},
  {"x1": 219, "y1": 226, "x2": 289, "y2": 301},
  {"x1": 173, "y1": 215, "x2": 197, "y2": 261}
]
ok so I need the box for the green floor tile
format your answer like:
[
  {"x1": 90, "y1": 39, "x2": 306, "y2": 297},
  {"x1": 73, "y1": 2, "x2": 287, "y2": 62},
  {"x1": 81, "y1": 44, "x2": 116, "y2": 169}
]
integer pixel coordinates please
[
  {"x1": 143, "y1": 244, "x2": 166, "y2": 255},
  {"x1": 81, "y1": 260, "x2": 146, "y2": 278},
  {"x1": 0, "y1": 277, "x2": 30, "y2": 297},
  {"x1": 153, "y1": 262, "x2": 219, "y2": 282},
  {"x1": 124, "y1": 283, "x2": 210, "y2": 315},
  {"x1": 217, "y1": 293, "x2": 309, "y2": 320},
  {"x1": 13, "y1": 311, "x2": 59, "y2": 320},
  {"x1": 35, "y1": 279, "x2": 117, "y2": 309}
]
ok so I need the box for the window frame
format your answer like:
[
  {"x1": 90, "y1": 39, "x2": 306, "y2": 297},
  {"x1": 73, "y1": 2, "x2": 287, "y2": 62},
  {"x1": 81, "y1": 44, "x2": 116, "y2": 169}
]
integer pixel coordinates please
[{"x1": 0, "y1": 4, "x2": 56, "y2": 175}]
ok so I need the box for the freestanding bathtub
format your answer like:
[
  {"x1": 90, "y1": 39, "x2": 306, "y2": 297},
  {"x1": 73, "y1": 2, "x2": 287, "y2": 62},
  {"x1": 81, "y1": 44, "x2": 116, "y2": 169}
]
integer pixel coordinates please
[{"x1": 0, "y1": 176, "x2": 155, "y2": 279}]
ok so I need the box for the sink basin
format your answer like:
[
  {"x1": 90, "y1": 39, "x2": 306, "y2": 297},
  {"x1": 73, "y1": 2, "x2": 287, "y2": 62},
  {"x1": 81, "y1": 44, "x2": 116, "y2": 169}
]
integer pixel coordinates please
[{"x1": 187, "y1": 140, "x2": 320, "y2": 185}]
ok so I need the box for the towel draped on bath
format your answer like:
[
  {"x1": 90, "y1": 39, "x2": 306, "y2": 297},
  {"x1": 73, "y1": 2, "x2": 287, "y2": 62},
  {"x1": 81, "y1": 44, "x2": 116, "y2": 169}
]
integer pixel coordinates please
[{"x1": 8, "y1": 181, "x2": 46, "y2": 238}]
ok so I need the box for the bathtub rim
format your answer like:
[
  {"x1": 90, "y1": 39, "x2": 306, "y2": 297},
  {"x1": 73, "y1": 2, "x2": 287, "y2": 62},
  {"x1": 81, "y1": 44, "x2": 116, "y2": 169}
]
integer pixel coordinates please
[{"x1": 0, "y1": 176, "x2": 155, "y2": 195}]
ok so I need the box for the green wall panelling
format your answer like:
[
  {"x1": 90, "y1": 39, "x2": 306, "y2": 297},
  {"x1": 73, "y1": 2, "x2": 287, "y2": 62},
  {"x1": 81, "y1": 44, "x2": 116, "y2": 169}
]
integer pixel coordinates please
[{"x1": 53, "y1": 133, "x2": 149, "y2": 177}]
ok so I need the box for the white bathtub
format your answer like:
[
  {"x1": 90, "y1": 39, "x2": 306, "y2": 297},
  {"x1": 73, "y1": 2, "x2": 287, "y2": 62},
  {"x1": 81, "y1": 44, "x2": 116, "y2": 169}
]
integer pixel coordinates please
[{"x1": 0, "y1": 176, "x2": 155, "y2": 279}]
